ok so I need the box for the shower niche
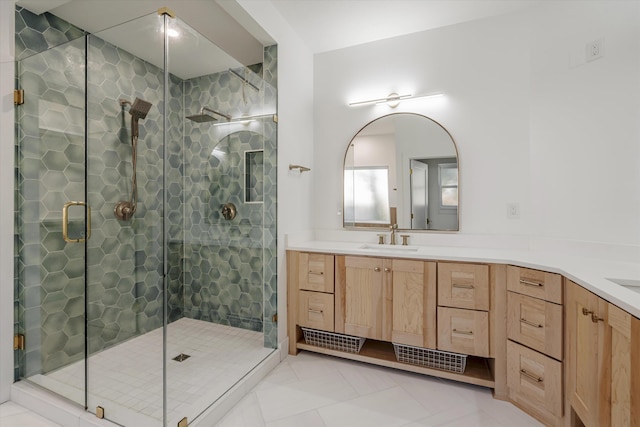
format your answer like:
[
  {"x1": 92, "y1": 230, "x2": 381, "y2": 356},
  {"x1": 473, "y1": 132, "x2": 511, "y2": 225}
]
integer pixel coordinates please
[
  {"x1": 245, "y1": 150, "x2": 265, "y2": 203},
  {"x1": 14, "y1": 5, "x2": 277, "y2": 427}
]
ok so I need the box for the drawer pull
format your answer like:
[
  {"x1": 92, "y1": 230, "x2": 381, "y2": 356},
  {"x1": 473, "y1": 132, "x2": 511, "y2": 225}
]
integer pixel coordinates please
[
  {"x1": 520, "y1": 318, "x2": 543, "y2": 328},
  {"x1": 374, "y1": 267, "x2": 381, "y2": 272},
  {"x1": 520, "y1": 369, "x2": 543, "y2": 383},
  {"x1": 520, "y1": 279, "x2": 543, "y2": 287},
  {"x1": 384, "y1": 267, "x2": 391, "y2": 273},
  {"x1": 452, "y1": 283, "x2": 474, "y2": 289},
  {"x1": 309, "y1": 271, "x2": 324, "y2": 275},
  {"x1": 452, "y1": 329, "x2": 474, "y2": 335},
  {"x1": 582, "y1": 307, "x2": 594, "y2": 316},
  {"x1": 308, "y1": 309, "x2": 324, "y2": 314}
]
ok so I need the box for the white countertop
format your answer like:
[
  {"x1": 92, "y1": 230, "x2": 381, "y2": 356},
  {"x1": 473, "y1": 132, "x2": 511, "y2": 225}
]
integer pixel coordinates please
[{"x1": 286, "y1": 240, "x2": 640, "y2": 319}]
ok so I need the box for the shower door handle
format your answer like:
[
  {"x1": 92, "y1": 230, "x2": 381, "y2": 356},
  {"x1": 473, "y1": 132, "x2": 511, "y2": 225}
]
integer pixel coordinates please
[{"x1": 62, "y1": 201, "x2": 91, "y2": 243}]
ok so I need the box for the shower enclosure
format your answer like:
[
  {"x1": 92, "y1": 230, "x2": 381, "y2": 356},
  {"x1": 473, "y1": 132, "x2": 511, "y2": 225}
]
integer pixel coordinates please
[{"x1": 14, "y1": 7, "x2": 277, "y2": 427}]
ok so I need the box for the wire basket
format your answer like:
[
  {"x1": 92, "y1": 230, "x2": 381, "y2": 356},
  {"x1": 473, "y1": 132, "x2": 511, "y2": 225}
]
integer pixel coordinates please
[
  {"x1": 301, "y1": 327, "x2": 366, "y2": 353},
  {"x1": 393, "y1": 343, "x2": 467, "y2": 373}
]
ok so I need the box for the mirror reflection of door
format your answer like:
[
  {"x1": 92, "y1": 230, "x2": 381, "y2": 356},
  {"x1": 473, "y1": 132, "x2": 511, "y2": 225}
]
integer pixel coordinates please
[
  {"x1": 410, "y1": 159, "x2": 428, "y2": 229},
  {"x1": 343, "y1": 113, "x2": 459, "y2": 231},
  {"x1": 427, "y1": 158, "x2": 458, "y2": 229}
]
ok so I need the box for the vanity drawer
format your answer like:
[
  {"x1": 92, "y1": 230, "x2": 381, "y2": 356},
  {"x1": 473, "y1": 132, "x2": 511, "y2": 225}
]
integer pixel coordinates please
[
  {"x1": 298, "y1": 253, "x2": 334, "y2": 293},
  {"x1": 507, "y1": 340, "x2": 563, "y2": 423},
  {"x1": 298, "y1": 290, "x2": 334, "y2": 332},
  {"x1": 437, "y1": 307, "x2": 489, "y2": 357},
  {"x1": 438, "y1": 262, "x2": 489, "y2": 310},
  {"x1": 507, "y1": 265, "x2": 562, "y2": 304},
  {"x1": 507, "y1": 292, "x2": 563, "y2": 360}
]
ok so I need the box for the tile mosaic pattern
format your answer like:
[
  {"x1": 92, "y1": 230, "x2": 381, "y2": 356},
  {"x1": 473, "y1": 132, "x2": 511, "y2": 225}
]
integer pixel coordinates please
[
  {"x1": 262, "y1": 44, "x2": 278, "y2": 348},
  {"x1": 15, "y1": 36, "x2": 88, "y2": 377},
  {"x1": 15, "y1": 6, "x2": 85, "y2": 61},
  {"x1": 180, "y1": 57, "x2": 278, "y2": 336},
  {"x1": 15, "y1": 7, "x2": 279, "y2": 381},
  {"x1": 29, "y1": 318, "x2": 274, "y2": 427}
]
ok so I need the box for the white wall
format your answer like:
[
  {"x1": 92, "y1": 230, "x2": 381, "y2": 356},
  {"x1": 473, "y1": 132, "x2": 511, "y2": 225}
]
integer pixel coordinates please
[
  {"x1": 314, "y1": 10, "x2": 532, "y2": 238},
  {"x1": 0, "y1": 0, "x2": 16, "y2": 403},
  {"x1": 313, "y1": 1, "x2": 640, "y2": 252},
  {"x1": 237, "y1": 0, "x2": 315, "y2": 346},
  {"x1": 528, "y1": 1, "x2": 640, "y2": 246}
]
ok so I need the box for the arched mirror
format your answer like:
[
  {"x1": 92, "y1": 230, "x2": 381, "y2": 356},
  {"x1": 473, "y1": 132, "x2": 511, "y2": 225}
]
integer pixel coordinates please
[{"x1": 343, "y1": 113, "x2": 459, "y2": 231}]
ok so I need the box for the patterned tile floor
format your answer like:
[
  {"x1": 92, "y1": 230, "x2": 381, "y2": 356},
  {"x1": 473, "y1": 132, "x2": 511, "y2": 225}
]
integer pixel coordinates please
[
  {"x1": 4, "y1": 340, "x2": 545, "y2": 427},
  {"x1": 27, "y1": 318, "x2": 274, "y2": 426}
]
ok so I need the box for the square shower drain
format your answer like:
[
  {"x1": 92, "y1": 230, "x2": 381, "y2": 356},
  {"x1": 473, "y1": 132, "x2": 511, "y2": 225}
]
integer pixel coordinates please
[{"x1": 172, "y1": 353, "x2": 191, "y2": 362}]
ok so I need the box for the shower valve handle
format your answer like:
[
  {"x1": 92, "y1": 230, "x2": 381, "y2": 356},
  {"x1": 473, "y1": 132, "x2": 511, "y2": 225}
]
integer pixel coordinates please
[{"x1": 114, "y1": 201, "x2": 136, "y2": 221}]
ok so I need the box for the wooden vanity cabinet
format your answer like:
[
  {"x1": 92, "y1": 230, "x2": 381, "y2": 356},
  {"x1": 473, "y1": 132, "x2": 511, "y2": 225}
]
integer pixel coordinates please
[
  {"x1": 288, "y1": 249, "x2": 640, "y2": 427},
  {"x1": 566, "y1": 279, "x2": 640, "y2": 427},
  {"x1": 566, "y1": 279, "x2": 610, "y2": 427},
  {"x1": 390, "y1": 259, "x2": 437, "y2": 349},
  {"x1": 337, "y1": 256, "x2": 437, "y2": 348},
  {"x1": 437, "y1": 262, "x2": 491, "y2": 357},
  {"x1": 506, "y1": 265, "x2": 564, "y2": 426},
  {"x1": 607, "y1": 304, "x2": 640, "y2": 427},
  {"x1": 287, "y1": 251, "x2": 336, "y2": 355}
]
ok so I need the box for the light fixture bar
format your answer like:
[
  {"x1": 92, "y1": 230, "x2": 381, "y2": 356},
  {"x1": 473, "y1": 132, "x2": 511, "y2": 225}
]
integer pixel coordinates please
[
  {"x1": 348, "y1": 93, "x2": 412, "y2": 107},
  {"x1": 348, "y1": 92, "x2": 444, "y2": 107}
]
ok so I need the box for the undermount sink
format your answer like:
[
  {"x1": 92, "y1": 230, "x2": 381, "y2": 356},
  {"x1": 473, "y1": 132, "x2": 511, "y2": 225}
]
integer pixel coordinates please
[
  {"x1": 607, "y1": 278, "x2": 640, "y2": 294},
  {"x1": 359, "y1": 244, "x2": 419, "y2": 252}
]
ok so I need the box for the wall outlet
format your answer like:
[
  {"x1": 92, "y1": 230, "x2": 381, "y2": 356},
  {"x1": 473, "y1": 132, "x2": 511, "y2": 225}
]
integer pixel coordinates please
[
  {"x1": 507, "y1": 203, "x2": 520, "y2": 219},
  {"x1": 586, "y1": 38, "x2": 604, "y2": 62}
]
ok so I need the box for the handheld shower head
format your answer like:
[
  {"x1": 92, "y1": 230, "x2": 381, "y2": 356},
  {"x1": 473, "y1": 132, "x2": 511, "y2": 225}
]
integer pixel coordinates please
[{"x1": 129, "y1": 97, "x2": 152, "y2": 120}]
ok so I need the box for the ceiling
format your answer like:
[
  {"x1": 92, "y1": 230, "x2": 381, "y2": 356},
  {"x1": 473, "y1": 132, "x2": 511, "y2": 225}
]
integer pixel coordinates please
[
  {"x1": 269, "y1": 0, "x2": 542, "y2": 54},
  {"x1": 16, "y1": 0, "x2": 267, "y2": 79},
  {"x1": 16, "y1": 0, "x2": 543, "y2": 75}
]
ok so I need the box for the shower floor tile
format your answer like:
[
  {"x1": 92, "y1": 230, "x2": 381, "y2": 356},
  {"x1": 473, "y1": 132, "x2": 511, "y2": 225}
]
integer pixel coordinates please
[{"x1": 28, "y1": 318, "x2": 274, "y2": 427}]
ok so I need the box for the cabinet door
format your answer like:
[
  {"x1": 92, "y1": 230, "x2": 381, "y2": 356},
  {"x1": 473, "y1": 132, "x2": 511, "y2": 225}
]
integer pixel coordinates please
[
  {"x1": 608, "y1": 303, "x2": 640, "y2": 427},
  {"x1": 566, "y1": 280, "x2": 610, "y2": 427},
  {"x1": 391, "y1": 260, "x2": 436, "y2": 348},
  {"x1": 343, "y1": 256, "x2": 391, "y2": 341},
  {"x1": 633, "y1": 315, "x2": 640, "y2": 427}
]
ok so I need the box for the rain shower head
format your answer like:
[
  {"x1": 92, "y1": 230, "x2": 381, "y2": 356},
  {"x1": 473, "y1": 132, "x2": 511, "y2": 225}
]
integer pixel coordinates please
[
  {"x1": 129, "y1": 97, "x2": 152, "y2": 120},
  {"x1": 186, "y1": 112, "x2": 218, "y2": 123},
  {"x1": 187, "y1": 107, "x2": 232, "y2": 123}
]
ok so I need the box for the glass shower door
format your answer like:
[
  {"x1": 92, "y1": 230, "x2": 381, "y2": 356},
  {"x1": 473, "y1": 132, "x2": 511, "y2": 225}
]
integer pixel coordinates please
[
  {"x1": 85, "y1": 12, "x2": 166, "y2": 426},
  {"x1": 15, "y1": 36, "x2": 87, "y2": 407}
]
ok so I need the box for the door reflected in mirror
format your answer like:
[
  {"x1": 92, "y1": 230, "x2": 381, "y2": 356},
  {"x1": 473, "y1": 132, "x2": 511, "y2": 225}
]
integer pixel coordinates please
[{"x1": 343, "y1": 113, "x2": 459, "y2": 231}]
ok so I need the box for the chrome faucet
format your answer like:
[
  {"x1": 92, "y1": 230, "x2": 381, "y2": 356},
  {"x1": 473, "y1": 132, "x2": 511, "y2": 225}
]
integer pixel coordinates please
[{"x1": 389, "y1": 224, "x2": 398, "y2": 245}]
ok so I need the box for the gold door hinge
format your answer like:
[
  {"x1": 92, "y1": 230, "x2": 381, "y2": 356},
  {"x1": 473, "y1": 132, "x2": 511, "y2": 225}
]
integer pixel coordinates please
[
  {"x1": 272, "y1": 114, "x2": 278, "y2": 123},
  {"x1": 14, "y1": 334, "x2": 25, "y2": 350},
  {"x1": 14, "y1": 90, "x2": 24, "y2": 105},
  {"x1": 178, "y1": 417, "x2": 188, "y2": 427},
  {"x1": 272, "y1": 313, "x2": 278, "y2": 323},
  {"x1": 96, "y1": 406, "x2": 104, "y2": 419}
]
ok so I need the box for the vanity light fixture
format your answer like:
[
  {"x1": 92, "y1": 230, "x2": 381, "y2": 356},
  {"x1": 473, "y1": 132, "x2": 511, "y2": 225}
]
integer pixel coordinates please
[{"x1": 348, "y1": 92, "x2": 443, "y2": 108}]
